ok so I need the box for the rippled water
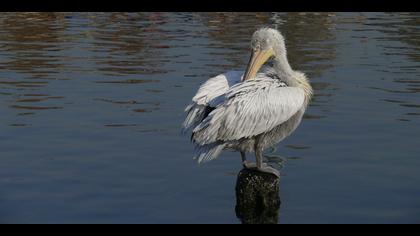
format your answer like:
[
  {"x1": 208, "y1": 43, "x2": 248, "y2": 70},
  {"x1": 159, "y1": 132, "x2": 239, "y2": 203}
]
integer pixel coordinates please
[{"x1": 0, "y1": 12, "x2": 419, "y2": 223}]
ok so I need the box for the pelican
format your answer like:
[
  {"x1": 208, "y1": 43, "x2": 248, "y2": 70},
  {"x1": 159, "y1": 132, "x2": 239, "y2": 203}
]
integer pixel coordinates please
[{"x1": 182, "y1": 28, "x2": 313, "y2": 177}]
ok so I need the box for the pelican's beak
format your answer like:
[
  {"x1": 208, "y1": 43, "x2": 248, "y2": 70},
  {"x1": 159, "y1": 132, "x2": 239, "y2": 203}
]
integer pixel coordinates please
[{"x1": 242, "y1": 48, "x2": 274, "y2": 81}]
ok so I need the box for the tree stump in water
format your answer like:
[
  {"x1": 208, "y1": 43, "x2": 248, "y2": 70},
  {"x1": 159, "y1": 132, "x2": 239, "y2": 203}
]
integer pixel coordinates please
[{"x1": 235, "y1": 168, "x2": 281, "y2": 224}]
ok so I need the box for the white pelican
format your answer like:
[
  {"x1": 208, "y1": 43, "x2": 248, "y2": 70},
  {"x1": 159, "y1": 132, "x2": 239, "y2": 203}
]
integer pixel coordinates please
[{"x1": 183, "y1": 28, "x2": 313, "y2": 177}]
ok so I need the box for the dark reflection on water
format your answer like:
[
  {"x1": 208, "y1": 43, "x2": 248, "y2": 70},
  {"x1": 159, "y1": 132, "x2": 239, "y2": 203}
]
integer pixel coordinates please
[{"x1": 0, "y1": 12, "x2": 419, "y2": 223}]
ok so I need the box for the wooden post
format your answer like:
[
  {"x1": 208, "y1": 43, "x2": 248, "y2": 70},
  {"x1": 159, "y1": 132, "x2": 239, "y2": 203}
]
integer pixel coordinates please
[{"x1": 235, "y1": 168, "x2": 281, "y2": 224}]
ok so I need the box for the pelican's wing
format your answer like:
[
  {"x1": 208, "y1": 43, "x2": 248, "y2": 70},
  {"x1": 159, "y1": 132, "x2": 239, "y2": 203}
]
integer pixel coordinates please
[
  {"x1": 192, "y1": 77, "x2": 305, "y2": 145},
  {"x1": 182, "y1": 71, "x2": 243, "y2": 133}
]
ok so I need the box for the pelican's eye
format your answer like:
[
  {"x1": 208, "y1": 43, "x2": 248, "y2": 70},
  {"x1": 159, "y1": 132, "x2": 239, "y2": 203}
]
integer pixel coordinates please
[
  {"x1": 252, "y1": 43, "x2": 261, "y2": 52},
  {"x1": 250, "y1": 41, "x2": 255, "y2": 50}
]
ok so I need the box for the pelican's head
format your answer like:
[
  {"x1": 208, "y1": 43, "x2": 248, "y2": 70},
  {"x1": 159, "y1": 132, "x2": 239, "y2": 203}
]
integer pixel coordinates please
[{"x1": 243, "y1": 28, "x2": 287, "y2": 81}]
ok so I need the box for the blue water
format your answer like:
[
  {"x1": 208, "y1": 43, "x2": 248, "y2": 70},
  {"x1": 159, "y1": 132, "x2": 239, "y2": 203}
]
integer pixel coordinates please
[{"x1": 0, "y1": 12, "x2": 419, "y2": 223}]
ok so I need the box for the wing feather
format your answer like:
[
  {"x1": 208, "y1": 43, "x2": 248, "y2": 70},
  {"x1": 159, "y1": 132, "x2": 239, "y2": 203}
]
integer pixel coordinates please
[
  {"x1": 182, "y1": 71, "x2": 242, "y2": 133},
  {"x1": 192, "y1": 77, "x2": 305, "y2": 145}
]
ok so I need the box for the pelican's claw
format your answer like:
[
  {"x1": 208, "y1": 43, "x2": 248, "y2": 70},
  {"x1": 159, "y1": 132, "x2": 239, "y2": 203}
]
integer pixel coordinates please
[
  {"x1": 257, "y1": 166, "x2": 280, "y2": 178},
  {"x1": 242, "y1": 161, "x2": 257, "y2": 169},
  {"x1": 243, "y1": 162, "x2": 280, "y2": 178}
]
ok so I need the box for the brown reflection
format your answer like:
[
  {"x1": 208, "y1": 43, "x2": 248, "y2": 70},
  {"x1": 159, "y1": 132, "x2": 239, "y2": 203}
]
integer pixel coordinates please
[
  {"x1": 380, "y1": 13, "x2": 420, "y2": 64},
  {"x1": 15, "y1": 98, "x2": 46, "y2": 103},
  {"x1": 87, "y1": 12, "x2": 170, "y2": 76},
  {"x1": 274, "y1": 13, "x2": 337, "y2": 76},
  {"x1": 284, "y1": 145, "x2": 311, "y2": 150},
  {"x1": 10, "y1": 105, "x2": 63, "y2": 110},
  {"x1": 77, "y1": 13, "x2": 166, "y2": 119},
  {"x1": 363, "y1": 13, "x2": 420, "y2": 121},
  {"x1": 198, "y1": 13, "x2": 271, "y2": 71},
  {"x1": 0, "y1": 13, "x2": 69, "y2": 114},
  {"x1": 0, "y1": 13, "x2": 66, "y2": 77}
]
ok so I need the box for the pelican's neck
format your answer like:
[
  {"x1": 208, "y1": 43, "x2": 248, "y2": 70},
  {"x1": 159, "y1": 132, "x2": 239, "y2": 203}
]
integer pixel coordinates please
[
  {"x1": 273, "y1": 52, "x2": 296, "y2": 86},
  {"x1": 273, "y1": 51, "x2": 313, "y2": 104}
]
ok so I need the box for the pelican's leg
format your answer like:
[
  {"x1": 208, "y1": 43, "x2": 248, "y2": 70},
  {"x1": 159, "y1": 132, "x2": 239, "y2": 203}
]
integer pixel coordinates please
[
  {"x1": 241, "y1": 151, "x2": 257, "y2": 169},
  {"x1": 256, "y1": 147, "x2": 280, "y2": 178}
]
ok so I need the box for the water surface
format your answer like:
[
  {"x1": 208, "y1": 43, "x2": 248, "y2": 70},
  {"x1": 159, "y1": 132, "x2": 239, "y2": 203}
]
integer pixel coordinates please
[{"x1": 0, "y1": 12, "x2": 419, "y2": 223}]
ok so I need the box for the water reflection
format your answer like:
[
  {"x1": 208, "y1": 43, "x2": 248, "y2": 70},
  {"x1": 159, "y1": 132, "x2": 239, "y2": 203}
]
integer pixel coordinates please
[
  {"x1": 0, "y1": 13, "x2": 70, "y2": 125},
  {"x1": 274, "y1": 13, "x2": 338, "y2": 121},
  {"x1": 355, "y1": 12, "x2": 420, "y2": 122},
  {"x1": 0, "y1": 13, "x2": 66, "y2": 79},
  {"x1": 199, "y1": 12, "x2": 271, "y2": 71},
  {"x1": 273, "y1": 13, "x2": 337, "y2": 76},
  {"x1": 89, "y1": 12, "x2": 171, "y2": 77}
]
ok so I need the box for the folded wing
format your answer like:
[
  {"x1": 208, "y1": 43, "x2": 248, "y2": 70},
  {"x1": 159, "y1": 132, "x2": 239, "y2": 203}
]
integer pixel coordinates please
[
  {"x1": 182, "y1": 71, "x2": 243, "y2": 133},
  {"x1": 192, "y1": 78, "x2": 305, "y2": 145}
]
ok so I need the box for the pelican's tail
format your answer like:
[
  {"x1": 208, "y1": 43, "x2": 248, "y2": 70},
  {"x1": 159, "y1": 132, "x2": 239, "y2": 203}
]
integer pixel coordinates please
[{"x1": 193, "y1": 143, "x2": 226, "y2": 164}]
